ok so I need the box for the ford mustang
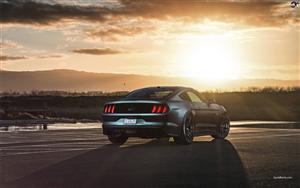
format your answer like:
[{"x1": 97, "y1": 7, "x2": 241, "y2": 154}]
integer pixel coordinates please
[{"x1": 101, "y1": 86, "x2": 230, "y2": 144}]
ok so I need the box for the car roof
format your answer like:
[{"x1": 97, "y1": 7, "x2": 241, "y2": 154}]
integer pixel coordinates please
[
  {"x1": 136, "y1": 86, "x2": 193, "y2": 100},
  {"x1": 121, "y1": 86, "x2": 191, "y2": 101},
  {"x1": 137, "y1": 86, "x2": 192, "y2": 91}
]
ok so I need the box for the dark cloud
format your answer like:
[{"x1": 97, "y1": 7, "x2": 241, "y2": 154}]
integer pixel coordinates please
[
  {"x1": 86, "y1": 25, "x2": 155, "y2": 40},
  {"x1": 0, "y1": 55, "x2": 28, "y2": 61},
  {"x1": 0, "y1": 0, "x2": 296, "y2": 27},
  {"x1": 72, "y1": 48, "x2": 123, "y2": 55},
  {"x1": 0, "y1": 0, "x2": 112, "y2": 25},
  {"x1": 37, "y1": 54, "x2": 64, "y2": 59},
  {"x1": 0, "y1": 54, "x2": 63, "y2": 61}
]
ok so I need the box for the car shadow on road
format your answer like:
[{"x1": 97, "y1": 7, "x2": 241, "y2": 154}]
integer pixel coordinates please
[{"x1": 8, "y1": 138, "x2": 249, "y2": 188}]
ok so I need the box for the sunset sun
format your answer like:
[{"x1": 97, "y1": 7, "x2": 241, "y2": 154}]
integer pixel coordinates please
[{"x1": 177, "y1": 40, "x2": 241, "y2": 81}]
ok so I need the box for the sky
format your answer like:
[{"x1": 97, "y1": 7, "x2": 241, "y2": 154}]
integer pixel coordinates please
[{"x1": 1, "y1": 0, "x2": 299, "y2": 81}]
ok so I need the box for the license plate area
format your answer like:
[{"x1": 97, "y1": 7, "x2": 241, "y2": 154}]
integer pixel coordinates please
[{"x1": 123, "y1": 118, "x2": 137, "y2": 125}]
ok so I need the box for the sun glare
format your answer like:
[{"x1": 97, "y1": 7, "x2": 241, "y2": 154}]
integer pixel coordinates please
[{"x1": 177, "y1": 40, "x2": 241, "y2": 81}]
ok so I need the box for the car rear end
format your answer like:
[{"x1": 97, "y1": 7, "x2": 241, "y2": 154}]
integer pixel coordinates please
[{"x1": 102, "y1": 101, "x2": 170, "y2": 138}]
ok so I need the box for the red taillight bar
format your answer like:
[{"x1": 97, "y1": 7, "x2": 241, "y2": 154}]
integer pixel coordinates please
[
  {"x1": 151, "y1": 104, "x2": 169, "y2": 114},
  {"x1": 162, "y1": 106, "x2": 168, "y2": 113},
  {"x1": 157, "y1": 105, "x2": 162, "y2": 113},
  {"x1": 111, "y1": 105, "x2": 115, "y2": 113},
  {"x1": 103, "y1": 104, "x2": 116, "y2": 114},
  {"x1": 152, "y1": 105, "x2": 157, "y2": 113}
]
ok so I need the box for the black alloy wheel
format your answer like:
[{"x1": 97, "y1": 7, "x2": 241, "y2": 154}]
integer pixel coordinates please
[
  {"x1": 108, "y1": 133, "x2": 128, "y2": 145},
  {"x1": 212, "y1": 117, "x2": 230, "y2": 139},
  {"x1": 174, "y1": 114, "x2": 194, "y2": 144}
]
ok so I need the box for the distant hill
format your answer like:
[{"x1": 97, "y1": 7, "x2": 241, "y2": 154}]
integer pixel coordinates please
[{"x1": 0, "y1": 69, "x2": 299, "y2": 92}]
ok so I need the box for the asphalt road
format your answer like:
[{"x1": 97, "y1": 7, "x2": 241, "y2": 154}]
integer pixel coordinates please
[{"x1": 0, "y1": 127, "x2": 299, "y2": 188}]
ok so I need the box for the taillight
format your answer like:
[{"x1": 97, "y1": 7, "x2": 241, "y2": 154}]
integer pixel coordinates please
[
  {"x1": 103, "y1": 104, "x2": 116, "y2": 114},
  {"x1": 151, "y1": 104, "x2": 169, "y2": 114},
  {"x1": 162, "y1": 106, "x2": 168, "y2": 113},
  {"x1": 111, "y1": 105, "x2": 115, "y2": 113},
  {"x1": 152, "y1": 105, "x2": 157, "y2": 113}
]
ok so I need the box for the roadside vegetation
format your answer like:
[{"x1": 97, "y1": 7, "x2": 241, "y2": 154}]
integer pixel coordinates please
[{"x1": 1, "y1": 87, "x2": 300, "y2": 121}]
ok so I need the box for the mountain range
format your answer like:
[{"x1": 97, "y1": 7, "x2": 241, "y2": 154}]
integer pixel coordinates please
[{"x1": 1, "y1": 69, "x2": 299, "y2": 92}]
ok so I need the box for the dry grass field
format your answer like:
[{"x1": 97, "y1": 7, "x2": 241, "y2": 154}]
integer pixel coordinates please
[{"x1": 1, "y1": 88, "x2": 300, "y2": 121}]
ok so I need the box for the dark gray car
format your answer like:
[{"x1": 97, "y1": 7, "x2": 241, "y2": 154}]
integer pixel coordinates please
[{"x1": 102, "y1": 86, "x2": 230, "y2": 145}]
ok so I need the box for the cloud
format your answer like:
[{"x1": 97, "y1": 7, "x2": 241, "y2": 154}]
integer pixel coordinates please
[
  {"x1": 0, "y1": 0, "x2": 112, "y2": 25},
  {"x1": 0, "y1": 54, "x2": 64, "y2": 62},
  {"x1": 86, "y1": 24, "x2": 155, "y2": 41},
  {"x1": 0, "y1": 0, "x2": 298, "y2": 27},
  {"x1": 0, "y1": 40, "x2": 23, "y2": 49},
  {"x1": 72, "y1": 48, "x2": 123, "y2": 55},
  {"x1": 0, "y1": 55, "x2": 28, "y2": 61},
  {"x1": 37, "y1": 54, "x2": 64, "y2": 59}
]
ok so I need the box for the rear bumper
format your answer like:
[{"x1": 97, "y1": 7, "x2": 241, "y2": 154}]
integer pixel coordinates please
[
  {"x1": 103, "y1": 126, "x2": 168, "y2": 138},
  {"x1": 103, "y1": 125, "x2": 179, "y2": 138},
  {"x1": 102, "y1": 115, "x2": 180, "y2": 137}
]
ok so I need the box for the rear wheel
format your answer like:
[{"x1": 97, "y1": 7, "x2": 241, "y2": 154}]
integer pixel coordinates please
[
  {"x1": 212, "y1": 116, "x2": 230, "y2": 139},
  {"x1": 174, "y1": 114, "x2": 194, "y2": 144},
  {"x1": 108, "y1": 133, "x2": 128, "y2": 145}
]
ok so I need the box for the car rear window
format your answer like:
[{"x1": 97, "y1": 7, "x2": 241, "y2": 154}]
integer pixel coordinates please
[{"x1": 124, "y1": 88, "x2": 175, "y2": 100}]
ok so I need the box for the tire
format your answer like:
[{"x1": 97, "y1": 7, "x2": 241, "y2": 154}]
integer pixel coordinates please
[
  {"x1": 108, "y1": 133, "x2": 128, "y2": 145},
  {"x1": 173, "y1": 113, "x2": 194, "y2": 144},
  {"x1": 212, "y1": 116, "x2": 230, "y2": 139}
]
